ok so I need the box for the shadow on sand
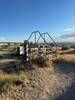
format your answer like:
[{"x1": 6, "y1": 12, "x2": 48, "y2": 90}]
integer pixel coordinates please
[
  {"x1": 53, "y1": 60, "x2": 75, "y2": 100},
  {"x1": 0, "y1": 60, "x2": 34, "y2": 74},
  {"x1": 54, "y1": 82, "x2": 75, "y2": 100},
  {"x1": 53, "y1": 60, "x2": 75, "y2": 75}
]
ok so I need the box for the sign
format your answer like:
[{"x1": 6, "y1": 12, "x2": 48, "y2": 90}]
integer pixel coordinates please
[{"x1": 20, "y1": 45, "x2": 25, "y2": 55}]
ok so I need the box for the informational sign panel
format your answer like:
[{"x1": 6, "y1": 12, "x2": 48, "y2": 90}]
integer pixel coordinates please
[{"x1": 20, "y1": 45, "x2": 25, "y2": 55}]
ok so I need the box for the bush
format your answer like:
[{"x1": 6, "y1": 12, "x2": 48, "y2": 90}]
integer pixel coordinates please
[
  {"x1": 33, "y1": 56, "x2": 52, "y2": 67},
  {"x1": 53, "y1": 57, "x2": 75, "y2": 65},
  {"x1": 0, "y1": 74, "x2": 28, "y2": 94},
  {"x1": 70, "y1": 46, "x2": 75, "y2": 49},
  {"x1": 61, "y1": 46, "x2": 70, "y2": 50}
]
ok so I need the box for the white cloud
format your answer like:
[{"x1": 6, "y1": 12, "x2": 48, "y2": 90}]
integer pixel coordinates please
[
  {"x1": 0, "y1": 37, "x2": 6, "y2": 41},
  {"x1": 64, "y1": 27, "x2": 73, "y2": 32}
]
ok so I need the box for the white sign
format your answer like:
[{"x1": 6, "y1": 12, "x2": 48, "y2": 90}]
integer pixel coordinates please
[{"x1": 20, "y1": 45, "x2": 25, "y2": 55}]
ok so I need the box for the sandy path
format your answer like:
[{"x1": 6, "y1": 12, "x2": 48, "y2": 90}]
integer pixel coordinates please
[
  {"x1": 9, "y1": 61, "x2": 75, "y2": 100},
  {"x1": 0, "y1": 54, "x2": 75, "y2": 100}
]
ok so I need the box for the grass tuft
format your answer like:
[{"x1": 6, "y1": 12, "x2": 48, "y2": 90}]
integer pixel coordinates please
[
  {"x1": 33, "y1": 56, "x2": 53, "y2": 67},
  {"x1": 61, "y1": 46, "x2": 70, "y2": 50},
  {"x1": 0, "y1": 74, "x2": 28, "y2": 94}
]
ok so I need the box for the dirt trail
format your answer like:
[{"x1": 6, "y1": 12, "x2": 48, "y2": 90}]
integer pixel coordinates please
[
  {"x1": 9, "y1": 59, "x2": 75, "y2": 100},
  {"x1": 0, "y1": 54, "x2": 75, "y2": 100}
]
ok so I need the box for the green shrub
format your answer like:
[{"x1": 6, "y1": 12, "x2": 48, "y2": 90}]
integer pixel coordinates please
[
  {"x1": 0, "y1": 74, "x2": 28, "y2": 93},
  {"x1": 61, "y1": 46, "x2": 70, "y2": 50},
  {"x1": 70, "y1": 46, "x2": 75, "y2": 49},
  {"x1": 33, "y1": 56, "x2": 52, "y2": 67}
]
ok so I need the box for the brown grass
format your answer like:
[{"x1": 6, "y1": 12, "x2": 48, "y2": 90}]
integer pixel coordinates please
[
  {"x1": 0, "y1": 73, "x2": 28, "y2": 94},
  {"x1": 33, "y1": 56, "x2": 53, "y2": 68},
  {"x1": 53, "y1": 54, "x2": 75, "y2": 65}
]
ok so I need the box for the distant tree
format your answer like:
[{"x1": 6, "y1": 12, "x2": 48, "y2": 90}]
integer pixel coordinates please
[
  {"x1": 61, "y1": 46, "x2": 70, "y2": 50},
  {"x1": 7, "y1": 43, "x2": 11, "y2": 46}
]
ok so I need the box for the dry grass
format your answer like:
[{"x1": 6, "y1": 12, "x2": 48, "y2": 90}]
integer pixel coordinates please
[
  {"x1": 33, "y1": 56, "x2": 53, "y2": 67},
  {"x1": 0, "y1": 73, "x2": 28, "y2": 94},
  {"x1": 53, "y1": 54, "x2": 75, "y2": 65}
]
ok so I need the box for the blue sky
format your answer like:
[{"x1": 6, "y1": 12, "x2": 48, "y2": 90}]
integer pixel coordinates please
[{"x1": 0, "y1": 0, "x2": 75, "y2": 42}]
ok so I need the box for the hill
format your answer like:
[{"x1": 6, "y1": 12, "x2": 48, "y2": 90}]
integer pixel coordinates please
[{"x1": 59, "y1": 33, "x2": 75, "y2": 38}]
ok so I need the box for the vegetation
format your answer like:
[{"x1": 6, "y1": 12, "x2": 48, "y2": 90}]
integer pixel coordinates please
[
  {"x1": 61, "y1": 46, "x2": 70, "y2": 50},
  {"x1": 53, "y1": 56, "x2": 75, "y2": 65},
  {"x1": 0, "y1": 43, "x2": 19, "y2": 51},
  {"x1": 0, "y1": 73, "x2": 28, "y2": 94},
  {"x1": 70, "y1": 45, "x2": 75, "y2": 49},
  {"x1": 33, "y1": 56, "x2": 52, "y2": 67}
]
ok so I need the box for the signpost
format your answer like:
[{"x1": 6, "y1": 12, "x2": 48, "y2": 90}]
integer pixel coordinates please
[{"x1": 20, "y1": 40, "x2": 29, "y2": 62}]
